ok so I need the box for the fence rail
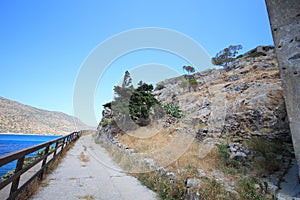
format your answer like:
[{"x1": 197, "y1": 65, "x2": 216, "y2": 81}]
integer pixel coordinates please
[{"x1": 0, "y1": 131, "x2": 81, "y2": 200}]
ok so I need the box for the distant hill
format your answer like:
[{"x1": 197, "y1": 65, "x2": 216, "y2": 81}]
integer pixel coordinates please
[{"x1": 0, "y1": 97, "x2": 93, "y2": 135}]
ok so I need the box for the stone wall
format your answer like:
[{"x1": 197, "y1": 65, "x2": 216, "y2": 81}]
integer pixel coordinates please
[{"x1": 265, "y1": 0, "x2": 300, "y2": 177}]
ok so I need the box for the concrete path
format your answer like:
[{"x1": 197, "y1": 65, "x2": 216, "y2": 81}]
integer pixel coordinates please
[
  {"x1": 30, "y1": 134, "x2": 157, "y2": 200},
  {"x1": 277, "y1": 159, "x2": 300, "y2": 200}
]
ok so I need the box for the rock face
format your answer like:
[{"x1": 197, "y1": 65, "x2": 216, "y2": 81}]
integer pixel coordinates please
[
  {"x1": 96, "y1": 47, "x2": 295, "y2": 199},
  {"x1": 0, "y1": 96, "x2": 92, "y2": 135},
  {"x1": 153, "y1": 49, "x2": 289, "y2": 139},
  {"x1": 97, "y1": 47, "x2": 290, "y2": 148}
]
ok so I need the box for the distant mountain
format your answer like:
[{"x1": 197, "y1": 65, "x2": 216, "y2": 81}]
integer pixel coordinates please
[{"x1": 0, "y1": 97, "x2": 93, "y2": 135}]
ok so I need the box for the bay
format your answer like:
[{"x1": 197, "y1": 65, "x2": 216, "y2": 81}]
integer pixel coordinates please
[{"x1": 0, "y1": 134, "x2": 61, "y2": 178}]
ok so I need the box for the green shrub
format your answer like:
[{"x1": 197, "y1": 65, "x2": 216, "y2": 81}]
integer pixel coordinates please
[
  {"x1": 217, "y1": 143, "x2": 230, "y2": 159},
  {"x1": 236, "y1": 177, "x2": 269, "y2": 200},
  {"x1": 163, "y1": 103, "x2": 184, "y2": 118},
  {"x1": 155, "y1": 84, "x2": 165, "y2": 90},
  {"x1": 188, "y1": 78, "x2": 198, "y2": 86},
  {"x1": 246, "y1": 51, "x2": 267, "y2": 58},
  {"x1": 101, "y1": 119, "x2": 109, "y2": 127}
]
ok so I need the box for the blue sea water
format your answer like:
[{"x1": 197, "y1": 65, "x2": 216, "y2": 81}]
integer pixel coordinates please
[{"x1": 0, "y1": 134, "x2": 61, "y2": 178}]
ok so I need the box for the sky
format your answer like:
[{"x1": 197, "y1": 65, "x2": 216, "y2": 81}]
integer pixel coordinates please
[{"x1": 0, "y1": 1, "x2": 274, "y2": 126}]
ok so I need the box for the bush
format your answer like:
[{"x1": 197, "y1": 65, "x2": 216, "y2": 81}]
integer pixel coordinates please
[
  {"x1": 217, "y1": 143, "x2": 230, "y2": 159},
  {"x1": 163, "y1": 103, "x2": 184, "y2": 118},
  {"x1": 101, "y1": 119, "x2": 109, "y2": 127},
  {"x1": 155, "y1": 84, "x2": 165, "y2": 90},
  {"x1": 188, "y1": 78, "x2": 198, "y2": 86},
  {"x1": 236, "y1": 177, "x2": 269, "y2": 200},
  {"x1": 246, "y1": 52, "x2": 267, "y2": 58},
  {"x1": 236, "y1": 54, "x2": 243, "y2": 59}
]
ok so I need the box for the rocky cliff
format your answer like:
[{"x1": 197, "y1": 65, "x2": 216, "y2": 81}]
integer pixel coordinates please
[
  {"x1": 0, "y1": 96, "x2": 92, "y2": 135},
  {"x1": 153, "y1": 46, "x2": 289, "y2": 140},
  {"x1": 96, "y1": 47, "x2": 295, "y2": 199}
]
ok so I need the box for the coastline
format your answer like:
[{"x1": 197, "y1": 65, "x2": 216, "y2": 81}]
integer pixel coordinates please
[{"x1": 0, "y1": 132, "x2": 64, "y2": 136}]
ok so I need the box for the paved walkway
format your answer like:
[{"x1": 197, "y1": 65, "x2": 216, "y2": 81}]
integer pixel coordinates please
[
  {"x1": 30, "y1": 134, "x2": 157, "y2": 200},
  {"x1": 277, "y1": 159, "x2": 300, "y2": 200}
]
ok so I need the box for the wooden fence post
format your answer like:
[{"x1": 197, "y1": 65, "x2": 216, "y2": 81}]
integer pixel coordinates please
[
  {"x1": 39, "y1": 146, "x2": 50, "y2": 180},
  {"x1": 10, "y1": 156, "x2": 24, "y2": 195}
]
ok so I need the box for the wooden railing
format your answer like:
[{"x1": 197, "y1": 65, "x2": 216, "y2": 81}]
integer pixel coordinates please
[{"x1": 0, "y1": 131, "x2": 81, "y2": 200}]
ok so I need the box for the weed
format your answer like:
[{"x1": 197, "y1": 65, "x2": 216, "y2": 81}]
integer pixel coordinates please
[
  {"x1": 216, "y1": 142, "x2": 245, "y2": 175},
  {"x1": 198, "y1": 179, "x2": 232, "y2": 200},
  {"x1": 236, "y1": 177, "x2": 269, "y2": 200},
  {"x1": 84, "y1": 195, "x2": 95, "y2": 200},
  {"x1": 78, "y1": 195, "x2": 95, "y2": 200},
  {"x1": 247, "y1": 137, "x2": 283, "y2": 175},
  {"x1": 79, "y1": 152, "x2": 90, "y2": 163},
  {"x1": 217, "y1": 143, "x2": 230, "y2": 159},
  {"x1": 136, "y1": 172, "x2": 185, "y2": 200},
  {"x1": 41, "y1": 180, "x2": 50, "y2": 187}
]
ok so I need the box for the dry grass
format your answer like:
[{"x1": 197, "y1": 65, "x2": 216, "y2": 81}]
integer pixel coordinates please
[
  {"x1": 118, "y1": 124, "x2": 219, "y2": 173},
  {"x1": 118, "y1": 124, "x2": 173, "y2": 153},
  {"x1": 78, "y1": 194, "x2": 95, "y2": 200},
  {"x1": 197, "y1": 179, "x2": 233, "y2": 200}
]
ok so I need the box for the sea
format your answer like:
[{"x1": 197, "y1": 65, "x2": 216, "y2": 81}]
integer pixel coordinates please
[{"x1": 0, "y1": 134, "x2": 61, "y2": 178}]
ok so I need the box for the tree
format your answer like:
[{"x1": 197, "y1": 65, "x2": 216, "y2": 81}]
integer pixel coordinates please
[
  {"x1": 122, "y1": 70, "x2": 132, "y2": 88},
  {"x1": 183, "y1": 66, "x2": 196, "y2": 74},
  {"x1": 212, "y1": 45, "x2": 242, "y2": 68},
  {"x1": 129, "y1": 82, "x2": 158, "y2": 126}
]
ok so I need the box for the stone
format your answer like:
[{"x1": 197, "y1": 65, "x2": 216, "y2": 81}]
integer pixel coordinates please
[
  {"x1": 156, "y1": 167, "x2": 167, "y2": 174},
  {"x1": 185, "y1": 189, "x2": 200, "y2": 200},
  {"x1": 230, "y1": 152, "x2": 247, "y2": 160},
  {"x1": 125, "y1": 148, "x2": 134, "y2": 154},
  {"x1": 229, "y1": 146, "x2": 237, "y2": 152},
  {"x1": 197, "y1": 169, "x2": 206, "y2": 177},
  {"x1": 186, "y1": 178, "x2": 200, "y2": 188},
  {"x1": 143, "y1": 158, "x2": 156, "y2": 167},
  {"x1": 166, "y1": 172, "x2": 175, "y2": 178}
]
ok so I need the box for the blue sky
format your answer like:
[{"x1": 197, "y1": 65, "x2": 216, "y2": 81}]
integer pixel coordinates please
[{"x1": 0, "y1": 1, "x2": 273, "y2": 126}]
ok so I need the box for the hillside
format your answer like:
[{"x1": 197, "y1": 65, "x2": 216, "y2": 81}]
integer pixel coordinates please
[
  {"x1": 96, "y1": 46, "x2": 295, "y2": 199},
  {"x1": 0, "y1": 97, "x2": 91, "y2": 135}
]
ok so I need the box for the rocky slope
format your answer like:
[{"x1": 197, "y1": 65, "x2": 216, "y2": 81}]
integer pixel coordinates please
[
  {"x1": 153, "y1": 46, "x2": 289, "y2": 140},
  {"x1": 96, "y1": 46, "x2": 295, "y2": 199},
  {"x1": 0, "y1": 97, "x2": 91, "y2": 135}
]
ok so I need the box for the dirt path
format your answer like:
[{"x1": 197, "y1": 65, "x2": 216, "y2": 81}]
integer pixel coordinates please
[{"x1": 30, "y1": 134, "x2": 157, "y2": 200}]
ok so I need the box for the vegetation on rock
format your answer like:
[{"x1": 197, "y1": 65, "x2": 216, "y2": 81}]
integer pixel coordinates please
[
  {"x1": 212, "y1": 45, "x2": 243, "y2": 68},
  {"x1": 96, "y1": 47, "x2": 293, "y2": 200},
  {"x1": 107, "y1": 71, "x2": 184, "y2": 129}
]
